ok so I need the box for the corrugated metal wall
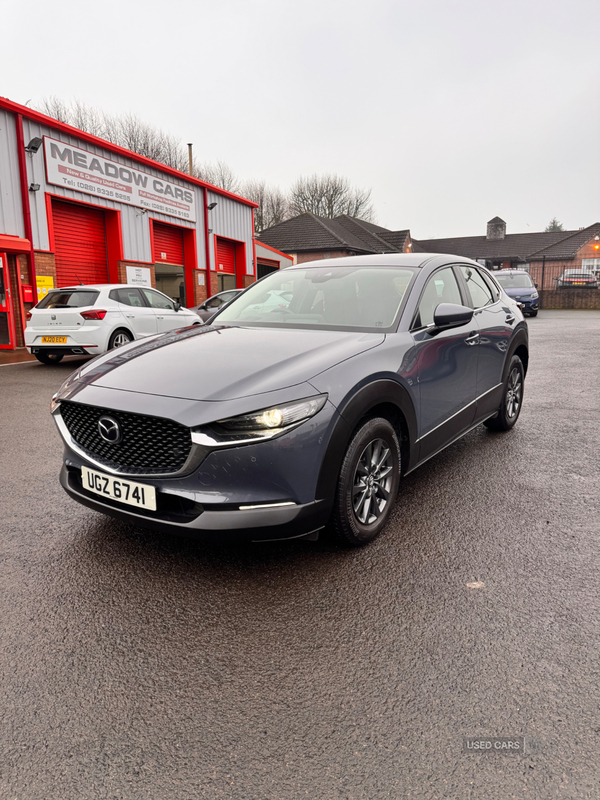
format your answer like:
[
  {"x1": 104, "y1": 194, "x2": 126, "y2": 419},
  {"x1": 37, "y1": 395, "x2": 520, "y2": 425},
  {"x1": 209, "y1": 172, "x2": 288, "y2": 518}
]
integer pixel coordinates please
[
  {"x1": 21, "y1": 117, "x2": 206, "y2": 267},
  {"x1": 207, "y1": 191, "x2": 254, "y2": 275},
  {"x1": 0, "y1": 110, "x2": 25, "y2": 238}
]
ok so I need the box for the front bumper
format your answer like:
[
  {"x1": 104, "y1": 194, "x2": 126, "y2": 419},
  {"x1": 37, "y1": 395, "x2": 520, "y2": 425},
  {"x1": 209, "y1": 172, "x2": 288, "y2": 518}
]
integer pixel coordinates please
[
  {"x1": 60, "y1": 464, "x2": 328, "y2": 542},
  {"x1": 54, "y1": 393, "x2": 340, "y2": 542}
]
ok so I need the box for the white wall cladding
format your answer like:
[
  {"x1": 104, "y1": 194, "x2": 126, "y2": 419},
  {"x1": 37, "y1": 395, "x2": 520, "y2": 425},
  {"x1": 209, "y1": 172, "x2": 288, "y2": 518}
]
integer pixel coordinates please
[
  {"x1": 207, "y1": 191, "x2": 254, "y2": 274},
  {"x1": 0, "y1": 110, "x2": 25, "y2": 237},
  {"x1": 21, "y1": 118, "x2": 206, "y2": 267}
]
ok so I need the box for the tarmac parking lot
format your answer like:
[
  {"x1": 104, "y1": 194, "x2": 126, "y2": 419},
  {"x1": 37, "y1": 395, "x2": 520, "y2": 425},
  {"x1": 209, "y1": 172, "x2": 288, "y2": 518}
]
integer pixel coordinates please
[{"x1": 1, "y1": 309, "x2": 599, "y2": 800}]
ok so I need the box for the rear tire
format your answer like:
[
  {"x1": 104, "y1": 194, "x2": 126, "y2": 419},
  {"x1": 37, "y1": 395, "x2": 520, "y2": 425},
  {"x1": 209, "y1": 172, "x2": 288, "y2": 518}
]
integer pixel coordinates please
[
  {"x1": 484, "y1": 355, "x2": 524, "y2": 432},
  {"x1": 34, "y1": 351, "x2": 64, "y2": 365},
  {"x1": 108, "y1": 329, "x2": 133, "y2": 349},
  {"x1": 331, "y1": 417, "x2": 401, "y2": 547}
]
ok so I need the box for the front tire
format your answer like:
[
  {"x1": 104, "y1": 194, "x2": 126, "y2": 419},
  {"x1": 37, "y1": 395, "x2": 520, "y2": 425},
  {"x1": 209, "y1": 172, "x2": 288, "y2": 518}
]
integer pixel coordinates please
[
  {"x1": 34, "y1": 351, "x2": 64, "y2": 365},
  {"x1": 484, "y1": 355, "x2": 524, "y2": 432},
  {"x1": 108, "y1": 329, "x2": 133, "y2": 350},
  {"x1": 528, "y1": 310, "x2": 538, "y2": 317},
  {"x1": 331, "y1": 417, "x2": 401, "y2": 547}
]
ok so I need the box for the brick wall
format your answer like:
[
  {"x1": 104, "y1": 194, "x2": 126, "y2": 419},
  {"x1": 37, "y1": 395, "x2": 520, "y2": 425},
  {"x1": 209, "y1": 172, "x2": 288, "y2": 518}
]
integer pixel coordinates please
[
  {"x1": 539, "y1": 289, "x2": 600, "y2": 310},
  {"x1": 296, "y1": 250, "x2": 352, "y2": 264},
  {"x1": 34, "y1": 252, "x2": 57, "y2": 283}
]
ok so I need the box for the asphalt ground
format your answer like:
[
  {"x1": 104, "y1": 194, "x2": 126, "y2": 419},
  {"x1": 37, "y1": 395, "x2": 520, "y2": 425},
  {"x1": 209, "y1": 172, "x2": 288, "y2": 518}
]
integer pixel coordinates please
[{"x1": 1, "y1": 309, "x2": 599, "y2": 800}]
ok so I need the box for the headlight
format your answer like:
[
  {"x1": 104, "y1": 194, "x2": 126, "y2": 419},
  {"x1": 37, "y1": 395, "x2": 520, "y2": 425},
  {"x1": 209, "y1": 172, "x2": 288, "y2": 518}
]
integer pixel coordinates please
[
  {"x1": 530, "y1": 293, "x2": 539, "y2": 300},
  {"x1": 50, "y1": 393, "x2": 61, "y2": 413},
  {"x1": 191, "y1": 394, "x2": 328, "y2": 447}
]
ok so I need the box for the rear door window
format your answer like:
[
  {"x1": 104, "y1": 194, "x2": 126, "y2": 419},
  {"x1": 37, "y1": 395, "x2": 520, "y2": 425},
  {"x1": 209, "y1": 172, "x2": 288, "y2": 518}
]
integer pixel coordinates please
[
  {"x1": 110, "y1": 288, "x2": 146, "y2": 307},
  {"x1": 37, "y1": 290, "x2": 99, "y2": 309}
]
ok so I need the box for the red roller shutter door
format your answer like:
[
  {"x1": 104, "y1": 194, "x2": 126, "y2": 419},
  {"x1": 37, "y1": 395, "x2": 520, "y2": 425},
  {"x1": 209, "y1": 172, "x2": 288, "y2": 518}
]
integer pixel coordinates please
[
  {"x1": 216, "y1": 238, "x2": 235, "y2": 274},
  {"x1": 153, "y1": 223, "x2": 184, "y2": 265},
  {"x1": 52, "y1": 200, "x2": 109, "y2": 286}
]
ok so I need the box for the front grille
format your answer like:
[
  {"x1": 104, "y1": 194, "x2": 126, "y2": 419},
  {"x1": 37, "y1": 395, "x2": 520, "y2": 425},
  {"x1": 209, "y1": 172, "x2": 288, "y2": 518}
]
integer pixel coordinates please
[{"x1": 60, "y1": 401, "x2": 192, "y2": 474}]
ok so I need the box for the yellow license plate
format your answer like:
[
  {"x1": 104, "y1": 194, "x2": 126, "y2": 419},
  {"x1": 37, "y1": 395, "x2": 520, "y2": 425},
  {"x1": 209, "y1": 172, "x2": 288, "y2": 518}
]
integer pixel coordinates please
[{"x1": 41, "y1": 336, "x2": 67, "y2": 344}]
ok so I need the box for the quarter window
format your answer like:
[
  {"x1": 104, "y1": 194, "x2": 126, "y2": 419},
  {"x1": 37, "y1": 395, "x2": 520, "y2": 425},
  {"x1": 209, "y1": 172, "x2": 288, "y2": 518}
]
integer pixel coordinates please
[
  {"x1": 414, "y1": 267, "x2": 462, "y2": 328},
  {"x1": 459, "y1": 266, "x2": 494, "y2": 309}
]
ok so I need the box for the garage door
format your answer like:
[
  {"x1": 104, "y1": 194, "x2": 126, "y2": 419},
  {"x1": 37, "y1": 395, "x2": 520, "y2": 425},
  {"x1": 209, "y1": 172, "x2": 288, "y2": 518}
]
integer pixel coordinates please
[
  {"x1": 153, "y1": 222, "x2": 184, "y2": 265},
  {"x1": 216, "y1": 238, "x2": 235, "y2": 274},
  {"x1": 52, "y1": 200, "x2": 109, "y2": 286}
]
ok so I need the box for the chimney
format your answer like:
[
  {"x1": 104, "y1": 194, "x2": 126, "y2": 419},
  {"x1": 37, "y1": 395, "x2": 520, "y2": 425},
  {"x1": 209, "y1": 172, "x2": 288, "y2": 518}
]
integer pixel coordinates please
[{"x1": 486, "y1": 217, "x2": 506, "y2": 240}]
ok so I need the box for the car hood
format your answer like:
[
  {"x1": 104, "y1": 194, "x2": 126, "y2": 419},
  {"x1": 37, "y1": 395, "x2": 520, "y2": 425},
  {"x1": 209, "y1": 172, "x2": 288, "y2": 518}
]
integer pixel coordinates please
[{"x1": 73, "y1": 324, "x2": 385, "y2": 401}]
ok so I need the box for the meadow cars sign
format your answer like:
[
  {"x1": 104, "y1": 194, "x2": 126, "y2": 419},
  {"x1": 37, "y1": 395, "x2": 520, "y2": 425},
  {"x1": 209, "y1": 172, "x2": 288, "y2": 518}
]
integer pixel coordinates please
[{"x1": 44, "y1": 137, "x2": 197, "y2": 222}]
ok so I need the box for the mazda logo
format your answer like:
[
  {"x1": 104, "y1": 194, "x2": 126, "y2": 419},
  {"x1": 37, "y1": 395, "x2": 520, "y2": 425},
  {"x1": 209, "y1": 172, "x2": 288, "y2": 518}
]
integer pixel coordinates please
[{"x1": 98, "y1": 416, "x2": 122, "y2": 444}]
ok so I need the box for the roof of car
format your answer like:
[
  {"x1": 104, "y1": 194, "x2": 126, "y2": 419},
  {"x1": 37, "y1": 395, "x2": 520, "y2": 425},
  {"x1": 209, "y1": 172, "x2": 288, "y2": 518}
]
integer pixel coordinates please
[{"x1": 287, "y1": 252, "x2": 479, "y2": 269}]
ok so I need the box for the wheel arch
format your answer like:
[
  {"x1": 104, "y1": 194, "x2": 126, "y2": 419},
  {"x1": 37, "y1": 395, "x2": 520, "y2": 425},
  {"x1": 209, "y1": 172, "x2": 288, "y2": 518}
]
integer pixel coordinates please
[
  {"x1": 316, "y1": 380, "x2": 418, "y2": 505},
  {"x1": 505, "y1": 328, "x2": 529, "y2": 377},
  {"x1": 108, "y1": 327, "x2": 135, "y2": 347}
]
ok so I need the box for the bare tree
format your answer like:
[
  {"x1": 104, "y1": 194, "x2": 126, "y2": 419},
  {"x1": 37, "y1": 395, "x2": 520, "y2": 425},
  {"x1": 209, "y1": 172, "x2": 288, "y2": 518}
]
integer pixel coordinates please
[
  {"x1": 545, "y1": 217, "x2": 565, "y2": 232},
  {"x1": 38, "y1": 99, "x2": 380, "y2": 223},
  {"x1": 195, "y1": 161, "x2": 241, "y2": 194},
  {"x1": 288, "y1": 174, "x2": 375, "y2": 222},
  {"x1": 39, "y1": 98, "x2": 188, "y2": 172},
  {"x1": 242, "y1": 180, "x2": 290, "y2": 231}
]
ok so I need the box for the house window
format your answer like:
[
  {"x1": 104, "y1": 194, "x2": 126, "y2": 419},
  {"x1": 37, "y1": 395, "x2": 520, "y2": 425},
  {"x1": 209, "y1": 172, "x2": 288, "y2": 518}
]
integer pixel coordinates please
[{"x1": 582, "y1": 258, "x2": 600, "y2": 272}]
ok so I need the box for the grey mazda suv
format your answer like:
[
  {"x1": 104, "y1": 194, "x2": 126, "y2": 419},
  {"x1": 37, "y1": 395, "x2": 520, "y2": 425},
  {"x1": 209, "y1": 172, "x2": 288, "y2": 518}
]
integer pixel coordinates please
[{"x1": 52, "y1": 254, "x2": 528, "y2": 546}]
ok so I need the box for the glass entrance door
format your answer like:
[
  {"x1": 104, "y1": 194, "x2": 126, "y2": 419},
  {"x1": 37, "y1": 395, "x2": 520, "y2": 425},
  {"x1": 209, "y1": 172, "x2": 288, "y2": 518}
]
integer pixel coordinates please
[{"x1": 0, "y1": 253, "x2": 16, "y2": 349}]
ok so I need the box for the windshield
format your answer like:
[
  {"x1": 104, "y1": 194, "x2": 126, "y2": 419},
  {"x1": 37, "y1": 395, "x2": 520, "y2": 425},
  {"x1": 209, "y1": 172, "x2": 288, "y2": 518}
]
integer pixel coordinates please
[
  {"x1": 37, "y1": 290, "x2": 99, "y2": 309},
  {"x1": 215, "y1": 266, "x2": 417, "y2": 331},
  {"x1": 495, "y1": 273, "x2": 535, "y2": 290}
]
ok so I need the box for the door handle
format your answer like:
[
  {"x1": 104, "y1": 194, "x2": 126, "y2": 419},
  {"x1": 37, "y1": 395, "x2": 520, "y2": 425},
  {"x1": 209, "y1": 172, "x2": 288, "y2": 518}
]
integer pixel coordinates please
[
  {"x1": 465, "y1": 332, "x2": 479, "y2": 345},
  {"x1": 126, "y1": 314, "x2": 134, "y2": 318},
  {"x1": 505, "y1": 315, "x2": 515, "y2": 324}
]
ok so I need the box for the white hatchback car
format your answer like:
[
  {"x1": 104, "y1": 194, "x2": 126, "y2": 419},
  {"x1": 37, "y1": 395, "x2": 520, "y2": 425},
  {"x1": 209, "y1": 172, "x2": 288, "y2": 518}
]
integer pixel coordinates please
[{"x1": 26, "y1": 284, "x2": 201, "y2": 364}]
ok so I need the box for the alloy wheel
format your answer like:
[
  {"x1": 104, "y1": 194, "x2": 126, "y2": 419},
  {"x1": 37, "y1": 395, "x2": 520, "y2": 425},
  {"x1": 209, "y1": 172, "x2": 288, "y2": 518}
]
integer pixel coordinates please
[
  {"x1": 112, "y1": 332, "x2": 132, "y2": 348},
  {"x1": 352, "y1": 438, "x2": 394, "y2": 525},
  {"x1": 505, "y1": 366, "x2": 522, "y2": 419}
]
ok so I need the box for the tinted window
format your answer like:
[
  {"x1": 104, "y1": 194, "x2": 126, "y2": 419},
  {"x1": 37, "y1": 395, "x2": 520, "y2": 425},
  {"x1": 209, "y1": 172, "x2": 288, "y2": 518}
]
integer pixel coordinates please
[
  {"x1": 216, "y1": 267, "x2": 416, "y2": 331},
  {"x1": 414, "y1": 267, "x2": 462, "y2": 328},
  {"x1": 37, "y1": 290, "x2": 99, "y2": 309},
  {"x1": 459, "y1": 266, "x2": 494, "y2": 309},
  {"x1": 109, "y1": 288, "x2": 145, "y2": 307},
  {"x1": 141, "y1": 289, "x2": 174, "y2": 310}
]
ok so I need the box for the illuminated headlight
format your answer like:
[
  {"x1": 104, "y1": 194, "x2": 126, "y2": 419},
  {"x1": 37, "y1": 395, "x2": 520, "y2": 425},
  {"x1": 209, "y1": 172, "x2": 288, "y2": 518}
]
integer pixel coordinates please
[
  {"x1": 217, "y1": 395, "x2": 327, "y2": 432},
  {"x1": 191, "y1": 394, "x2": 328, "y2": 446}
]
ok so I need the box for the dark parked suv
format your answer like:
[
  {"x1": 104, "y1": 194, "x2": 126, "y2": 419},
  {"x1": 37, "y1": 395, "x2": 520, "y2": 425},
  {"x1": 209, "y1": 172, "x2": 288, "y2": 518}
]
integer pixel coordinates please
[{"x1": 52, "y1": 254, "x2": 528, "y2": 546}]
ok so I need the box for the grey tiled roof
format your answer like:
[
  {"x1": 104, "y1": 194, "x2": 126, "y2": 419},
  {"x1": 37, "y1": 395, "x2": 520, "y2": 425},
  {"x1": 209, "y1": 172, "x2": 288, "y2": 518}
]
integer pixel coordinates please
[
  {"x1": 257, "y1": 213, "x2": 347, "y2": 252},
  {"x1": 529, "y1": 223, "x2": 600, "y2": 259},
  {"x1": 258, "y1": 213, "x2": 406, "y2": 255},
  {"x1": 414, "y1": 230, "x2": 579, "y2": 261}
]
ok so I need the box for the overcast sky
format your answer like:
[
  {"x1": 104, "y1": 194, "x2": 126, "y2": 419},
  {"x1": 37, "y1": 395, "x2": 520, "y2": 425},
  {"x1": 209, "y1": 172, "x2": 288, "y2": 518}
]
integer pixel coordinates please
[{"x1": 3, "y1": 0, "x2": 599, "y2": 238}]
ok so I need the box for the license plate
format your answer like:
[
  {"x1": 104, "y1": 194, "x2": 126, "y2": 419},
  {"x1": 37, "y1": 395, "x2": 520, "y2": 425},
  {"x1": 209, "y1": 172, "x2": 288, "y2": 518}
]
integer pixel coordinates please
[
  {"x1": 41, "y1": 336, "x2": 67, "y2": 344},
  {"x1": 81, "y1": 466, "x2": 157, "y2": 511}
]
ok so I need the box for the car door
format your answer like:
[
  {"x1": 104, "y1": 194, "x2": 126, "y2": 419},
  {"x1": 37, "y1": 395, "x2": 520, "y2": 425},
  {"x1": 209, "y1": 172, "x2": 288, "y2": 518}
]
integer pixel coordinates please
[
  {"x1": 140, "y1": 288, "x2": 181, "y2": 333},
  {"x1": 112, "y1": 287, "x2": 158, "y2": 338},
  {"x1": 456, "y1": 266, "x2": 515, "y2": 419},
  {"x1": 410, "y1": 266, "x2": 479, "y2": 461}
]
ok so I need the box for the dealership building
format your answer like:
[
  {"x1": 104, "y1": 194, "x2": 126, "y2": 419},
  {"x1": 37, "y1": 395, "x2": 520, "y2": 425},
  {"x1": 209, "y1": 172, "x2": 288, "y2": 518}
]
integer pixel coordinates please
[{"x1": 0, "y1": 96, "x2": 296, "y2": 351}]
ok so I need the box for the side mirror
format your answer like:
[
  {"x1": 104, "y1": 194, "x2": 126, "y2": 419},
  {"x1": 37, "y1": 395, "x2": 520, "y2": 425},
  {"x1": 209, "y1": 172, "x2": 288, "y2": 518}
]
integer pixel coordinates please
[
  {"x1": 534, "y1": 283, "x2": 538, "y2": 289},
  {"x1": 430, "y1": 303, "x2": 474, "y2": 333},
  {"x1": 199, "y1": 302, "x2": 207, "y2": 310},
  {"x1": 174, "y1": 301, "x2": 181, "y2": 311}
]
